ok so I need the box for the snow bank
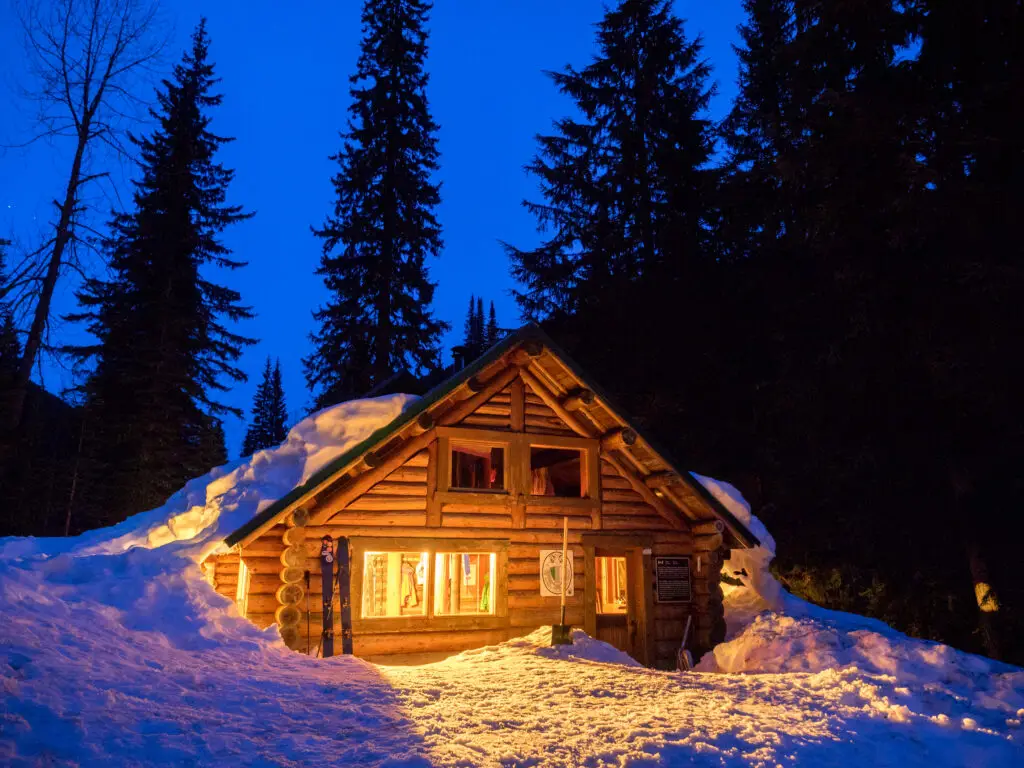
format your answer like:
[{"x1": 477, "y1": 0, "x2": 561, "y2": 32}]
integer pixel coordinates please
[
  {"x1": 0, "y1": 394, "x2": 414, "y2": 653},
  {"x1": 2, "y1": 444, "x2": 1023, "y2": 764},
  {"x1": 691, "y1": 473, "x2": 1024, "y2": 736},
  {"x1": 0, "y1": 394, "x2": 415, "y2": 564}
]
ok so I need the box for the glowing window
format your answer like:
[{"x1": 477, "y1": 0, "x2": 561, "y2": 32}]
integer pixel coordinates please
[
  {"x1": 596, "y1": 556, "x2": 628, "y2": 615},
  {"x1": 433, "y1": 552, "x2": 495, "y2": 616},
  {"x1": 530, "y1": 447, "x2": 583, "y2": 497},
  {"x1": 361, "y1": 551, "x2": 428, "y2": 618},
  {"x1": 451, "y1": 441, "x2": 505, "y2": 491}
]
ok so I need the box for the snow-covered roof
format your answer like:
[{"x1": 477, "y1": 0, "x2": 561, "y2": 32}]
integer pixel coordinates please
[{"x1": 222, "y1": 324, "x2": 760, "y2": 551}]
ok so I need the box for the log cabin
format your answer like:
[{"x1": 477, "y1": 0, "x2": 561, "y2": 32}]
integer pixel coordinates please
[{"x1": 204, "y1": 326, "x2": 758, "y2": 668}]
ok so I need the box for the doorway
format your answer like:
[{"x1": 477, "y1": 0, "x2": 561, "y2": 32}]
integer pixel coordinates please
[{"x1": 591, "y1": 546, "x2": 650, "y2": 663}]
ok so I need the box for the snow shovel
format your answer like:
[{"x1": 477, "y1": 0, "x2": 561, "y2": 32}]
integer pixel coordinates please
[{"x1": 676, "y1": 615, "x2": 694, "y2": 671}]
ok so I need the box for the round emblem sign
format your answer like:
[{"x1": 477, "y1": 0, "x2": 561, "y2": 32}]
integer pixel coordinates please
[{"x1": 541, "y1": 551, "x2": 573, "y2": 596}]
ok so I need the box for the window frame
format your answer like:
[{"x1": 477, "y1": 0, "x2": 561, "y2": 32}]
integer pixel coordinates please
[
  {"x1": 350, "y1": 536, "x2": 509, "y2": 634},
  {"x1": 435, "y1": 427, "x2": 599, "y2": 509}
]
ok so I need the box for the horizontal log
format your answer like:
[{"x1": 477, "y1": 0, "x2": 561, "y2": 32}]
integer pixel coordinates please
[
  {"x1": 459, "y1": 414, "x2": 511, "y2": 429},
  {"x1": 301, "y1": 525, "x2": 579, "y2": 545},
  {"x1": 247, "y1": 594, "x2": 283, "y2": 614},
  {"x1": 509, "y1": 607, "x2": 584, "y2": 628},
  {"x1": 524, "y1": 514, "x2": 593, "y2": 530},
  {"x1": 522, "y1": 502, "x2": 594, "y2": 515},
  {"x1": 345, "y1": 496, "x2": 427, "y2": 512},
  {"x1": 466, "y1": 403, "x2": 512, "y2": 418},
  {"x1": 601, "y1": 515, "x2": 673, "y2": 531},
  {"x1": 355, "y1": 629, "x2": 507, "y2": 657},
  {"x1": 364, "y1": 481, "x2": 428, "y2": 497},
  {"x1": 601, "y1": 488, "x2": 645, "y2": 503},
  {"x1": 509, "y1": 544, "x2": 584, "y2": 560},
  {"x1": 439, "y1": 502, "x2": 511, "y2": 514},
  {"x1": 325, "y1": 511, "x2": 428, "y2": 527},
  {"x1": 508, "y1": 593, "x2": 584, "y2": 610},
  {"x1": 601, "y1": 501, "x2": 661, "y2": 516},
  {"x1": 507, "y1": 574, "x2": 541, "y2": 593},
  {"x1": 207, "y1": 552, "x2": 239, "y2": 564},
  {"x1": 441, "y1": 513, "x2": 514, "y2": 529},
  {"x1": 242, "y1": 557, "x2": 292, "y2": 575},
  {"x1": 384, "y1": 466, "x2": 428, "y2": 483},
  {"x1": 216, "y1": 574, "x2": 239, "y2": 587},
  {"x1": 507, "y1": 557, "x2": 584, "y2": 576},
  {"x1": 598, "y1": 476, "x2": 632, "y2": 490}
]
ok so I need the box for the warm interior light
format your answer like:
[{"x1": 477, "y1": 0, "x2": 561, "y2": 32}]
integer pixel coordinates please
[{"x1": 362, "y1": 551, "x2": 429, "y2": 618}]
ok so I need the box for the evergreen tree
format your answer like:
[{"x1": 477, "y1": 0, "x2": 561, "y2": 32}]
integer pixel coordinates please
[
  {"x1": 718, "y1": 0, "x2": 796, "y2": 260},
  {"x1": 243, "y1": 358, "x2": 289, "y2": 455},
  {"x1": 305, "y1": 0, "x2": 448, "y2": 408},
  {"x1": 486, "y1": 301, "x2": 499, "y2": 347},
  {"x1": 462, "y1": 295, "x2": 478, "y2": 353},
  {"x1": 475, "y1": 297, "x2": 484, "y2": 349},
  {"x1": 508, "y1": 0, "x2": 715, "y2": 318},
  {"x1": 68, "y1": 21, "x2": 254, "y2": 526}
]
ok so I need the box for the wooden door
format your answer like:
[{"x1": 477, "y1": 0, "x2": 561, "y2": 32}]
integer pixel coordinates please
[{"x1": 593, "y1": 549, "x2": 647, "y2": 661}]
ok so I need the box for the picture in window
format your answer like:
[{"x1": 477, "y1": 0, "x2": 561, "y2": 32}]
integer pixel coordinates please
[
  {"x1": 451, "y1": 441, "x2": 505, "y2": 491},
  {"x1": 434, "y1": 552, "x2": 495, "y2": 615},
  {"x1": 362, "y1": 551, "x2": 428, "y2": 618},
  {"x1": 596, "y1": 556, "x2": 628, "y2": 615},
  {"x1": 530, "y1": 447, "x2": 583, "y2": 497}
]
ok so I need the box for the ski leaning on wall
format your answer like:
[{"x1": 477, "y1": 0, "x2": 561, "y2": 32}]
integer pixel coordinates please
[
  {"x1": 336, "y1": 536, "x2": 353, "y2": 655},
  {"x1": 319, "y1": 535, "x2": 335, "y2": 657}
]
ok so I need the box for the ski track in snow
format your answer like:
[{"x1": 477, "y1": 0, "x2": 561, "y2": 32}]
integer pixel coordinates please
[{"x1": 1, "y1": 397, "x2": 1022, "y2": 766}]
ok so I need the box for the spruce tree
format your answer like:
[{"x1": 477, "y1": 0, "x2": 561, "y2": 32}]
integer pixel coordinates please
[
  {"x1": 243, "y1": 358, "x2": 289, "y2": 455},
  {"x1": 486, "y1": 301, "x2": 499, "y2": 347},
  {"x1": 68, "y1": 21, "x2": 253, "y2": 525},
  {"x1": 718, "y1": 0, "x2": 796, "y2": 260},
  {"x1": 462, "y1": 295, "x2": 478, "y2": 354},
  {"x1": 507, "y1": 0, "x2": 715, "y2": 318},
  {"x1": 305, "y1": 0, "x2": 448, "y2": 408}
]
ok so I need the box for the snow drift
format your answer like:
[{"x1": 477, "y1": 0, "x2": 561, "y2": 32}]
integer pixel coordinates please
[{"x1": 1, "y1": 397, "x2": 1022, "y2": 766}]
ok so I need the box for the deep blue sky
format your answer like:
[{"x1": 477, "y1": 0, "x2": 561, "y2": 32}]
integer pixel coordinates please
[{"x1": 0, "y1": 1, "x2": 744, "y2": 456}]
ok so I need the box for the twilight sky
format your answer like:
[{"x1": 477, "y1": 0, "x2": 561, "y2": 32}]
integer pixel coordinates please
[{"x1": 0, "y1": 0, "x2": 743, "y2": 457}]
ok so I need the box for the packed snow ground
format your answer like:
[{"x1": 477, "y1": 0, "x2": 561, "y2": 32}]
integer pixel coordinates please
[{"x1": 2, "y1": 397, "x2": 1022, "y2": 766}]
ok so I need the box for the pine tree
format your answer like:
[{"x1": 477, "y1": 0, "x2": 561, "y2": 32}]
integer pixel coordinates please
[
  {"x1": 507, "y1": 0, "x2": 715, "y2": 318},
  {"x1": 68, "y1": 21, "x2": 254, "y2": 526},
  {"x1": 718, "y1": 0, "x2": 796, "y2": 260},
  {"x1": 305, "y1": 0, "x2": 448, "y2": 408},
  {"x1": 486, "y1": 301, "x2": 499, "y2": 347},
  {"x1": 462, "y1": 295, "x2": 477, "y2": 354},
  {"x1": 474, "y1": 297, "x2": 484, "y2": 350},
  {"x1": 243, "y1": 357, "x2": 289, "y2": 455}
]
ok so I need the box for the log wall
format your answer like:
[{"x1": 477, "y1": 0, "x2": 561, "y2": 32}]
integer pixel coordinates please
[{"x1": 218, "y1": 383, "x2": 730, "y2": 665}]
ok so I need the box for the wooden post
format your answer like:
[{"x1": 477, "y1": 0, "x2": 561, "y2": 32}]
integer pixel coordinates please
[{"x1": 552, "y1": 515, "x2": 573, "y2": 645}]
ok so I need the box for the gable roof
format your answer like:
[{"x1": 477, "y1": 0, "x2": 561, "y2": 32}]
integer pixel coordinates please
[{"x1": 223, "y1": 325, "x2": 759, "y2": 550}]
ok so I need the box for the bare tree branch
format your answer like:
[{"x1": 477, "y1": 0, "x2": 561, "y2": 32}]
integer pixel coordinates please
[{"x1": 2, "y1": 0, "x2": 166, "y2": 436}]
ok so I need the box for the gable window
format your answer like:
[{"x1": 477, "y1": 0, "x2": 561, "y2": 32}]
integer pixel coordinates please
[
  {"x1": 433, "y1": 552, "x2": 495, "y2": 616},
  {"x1": 361, "y1": 551, "x2": 428, "y2": 618},
  {"x1": 530, "y1": 446, "x2": 583, "y2": 498},
  {"x1": 451, "y1": 440, "x2": 505, "y2": 491}
]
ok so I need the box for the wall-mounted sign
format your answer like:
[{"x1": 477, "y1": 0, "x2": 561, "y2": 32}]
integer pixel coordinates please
[
  {"x1": 654, "y1": 556, "x2": 691, "y2": 603},
  {"x1": 539, "y1": 550, "x2": 574, "y2": 596}
]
